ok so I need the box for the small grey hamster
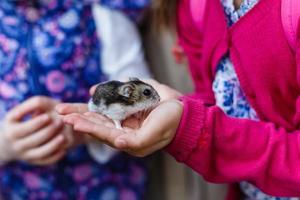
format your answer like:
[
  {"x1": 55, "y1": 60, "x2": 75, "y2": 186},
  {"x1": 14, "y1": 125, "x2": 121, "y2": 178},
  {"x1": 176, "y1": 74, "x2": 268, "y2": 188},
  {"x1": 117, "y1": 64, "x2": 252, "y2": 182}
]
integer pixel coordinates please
[{"x1": 88, "y1": 78, "x2": 161, "y2": 129}]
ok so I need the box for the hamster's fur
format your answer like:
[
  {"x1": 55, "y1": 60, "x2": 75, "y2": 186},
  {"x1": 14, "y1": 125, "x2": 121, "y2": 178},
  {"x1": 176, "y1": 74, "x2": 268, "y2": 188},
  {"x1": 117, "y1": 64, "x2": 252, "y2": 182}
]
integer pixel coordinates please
[{"x1": 88, "y1": 78, "x2": 160, "y2": 129}]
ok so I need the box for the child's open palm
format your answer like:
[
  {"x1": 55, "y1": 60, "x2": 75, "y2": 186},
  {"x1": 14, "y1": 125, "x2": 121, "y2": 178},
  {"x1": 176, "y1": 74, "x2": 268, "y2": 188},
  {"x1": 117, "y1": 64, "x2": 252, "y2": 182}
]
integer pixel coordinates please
[{"x1": 56, "y1": 80, "x2": 183, "y2": 157}]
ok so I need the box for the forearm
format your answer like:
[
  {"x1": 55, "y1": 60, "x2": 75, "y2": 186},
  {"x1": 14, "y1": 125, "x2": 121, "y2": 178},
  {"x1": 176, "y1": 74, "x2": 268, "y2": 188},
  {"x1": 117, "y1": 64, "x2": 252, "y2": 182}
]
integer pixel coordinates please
[{"x1": 167, "y1": 96, "x2": 300, "y2": 196}]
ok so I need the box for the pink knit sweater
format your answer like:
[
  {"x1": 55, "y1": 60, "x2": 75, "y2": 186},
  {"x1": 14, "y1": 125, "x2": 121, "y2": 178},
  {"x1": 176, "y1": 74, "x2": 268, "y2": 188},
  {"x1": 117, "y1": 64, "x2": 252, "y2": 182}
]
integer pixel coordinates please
[{"x1": 166, "y1": 0, "x2": 300, "y2": 199}]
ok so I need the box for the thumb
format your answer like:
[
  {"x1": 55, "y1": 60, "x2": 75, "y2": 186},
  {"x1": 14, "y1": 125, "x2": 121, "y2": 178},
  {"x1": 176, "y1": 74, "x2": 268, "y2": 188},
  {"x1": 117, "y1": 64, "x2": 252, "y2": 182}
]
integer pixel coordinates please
[
  {"x1": 89, "y1": 84, "x2": 98, "y2": 96},
  {"x1": 6, "y1": 96, "x2": 56, "y2": 122}
]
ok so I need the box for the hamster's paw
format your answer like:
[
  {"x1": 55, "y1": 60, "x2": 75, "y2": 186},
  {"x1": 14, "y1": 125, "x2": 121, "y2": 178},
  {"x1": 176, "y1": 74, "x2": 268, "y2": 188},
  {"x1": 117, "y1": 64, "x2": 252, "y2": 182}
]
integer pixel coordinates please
[
  {"x1": 113, "y1": 120, "x2": 123, "y2": 130},
  {"x1": 88, "y1": 98, "x2": 98, "y2": 112}
]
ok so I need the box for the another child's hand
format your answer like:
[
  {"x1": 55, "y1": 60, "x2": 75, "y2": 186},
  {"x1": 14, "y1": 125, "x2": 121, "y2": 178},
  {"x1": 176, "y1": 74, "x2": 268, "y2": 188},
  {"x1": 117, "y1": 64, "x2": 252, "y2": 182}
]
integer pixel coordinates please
[
  {"x1": 60, "y1": 99, "x2": 183, "y2": 157},
  {"x1": 55, "y1": 103, "x2": 92, "y2": 147},
  {"x1": 0, "y1": 97, "x2": 67, "y2": 165}
]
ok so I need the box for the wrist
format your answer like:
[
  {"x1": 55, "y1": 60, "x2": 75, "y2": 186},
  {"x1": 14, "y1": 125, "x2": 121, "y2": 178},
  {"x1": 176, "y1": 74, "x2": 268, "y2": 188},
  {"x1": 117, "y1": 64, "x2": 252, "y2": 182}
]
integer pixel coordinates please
[
  {"x1": 165, "y1": 96, "x2": 206, "y2": 162},
  {"x1": 0, "y1": 126, "x2": 14, "y2": 164},
  {"x1": 0, "y1": 145, "x2": 14, "y2": 165},
  {"x1": 0, "y1": 141, "x2": 15, "y2": 164},
  {"x1": 168, "y1": 99, "x2": 184, "y2": 140}
]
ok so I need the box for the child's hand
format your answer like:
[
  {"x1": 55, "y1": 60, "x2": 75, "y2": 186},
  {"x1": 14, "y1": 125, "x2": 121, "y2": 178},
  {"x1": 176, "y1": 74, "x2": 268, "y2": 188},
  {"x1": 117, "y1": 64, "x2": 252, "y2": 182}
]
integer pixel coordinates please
[
  {"x1": 55, "y1": 103, "x2": 91, "y2": 148},
  {"x1": 55, "y1": 103, "x2": 98, "y2": 144},
  {"x1": 0, "y1": 97, "x2": 67, "y2": 165},
  {"x1": 60, "y1": 99, "x2": 183, "y2": 157},
  {"x1": 58, "y1": 80, "x2": 184, "y2": 157}
]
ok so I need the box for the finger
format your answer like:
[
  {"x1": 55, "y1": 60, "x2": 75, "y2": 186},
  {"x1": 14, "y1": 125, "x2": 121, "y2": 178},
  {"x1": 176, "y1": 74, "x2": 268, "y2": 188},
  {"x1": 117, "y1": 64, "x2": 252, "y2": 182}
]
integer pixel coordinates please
[
  {"x1": 63, "y1": 113, "x2": 102, "y2": 125},
  {"x1": 114, "y1": 118, "x2": 158, "y2": 150},
  {"x1": 115, "y1": 101, "x2": 182, "y2": 150},
  {"x1": 89, "y1": 84, "x2": 98, "y2": 96},
  {"x1": 136, "y1": 101, "x2": 181, "y2": 141},
  {"x1": 6, "y1": 96, "x2": 57, "y2": 122},
  {"x1": 55, "y1": 103, "x2": 88, "y2": 115},
  {"x1": 31, "y1": 149, "x2": 66, "y2": 166},
  {"x1": 22, "y1": 134, "x2": 66, "y2": 161},
  {"x1": 63, "y1": 113, "x2": 84, "y2": 125},
  {"x1": 14, "y1": 120, "x2": 63, "y2": 151},
  {"x1": 141, "y1": 79, "x2": 182, "y2": 100},
  {"x1": 64, "y1": 114, "x2": 124, "y2": 146},
  {"x1": 83, "y1": 112, "x2": 113, "y2": 126},
  {"x1": 84, "y1": 112, "x2": 108, "y2": 120},
  {"x1": 10, "y1": 113, "x2": 52, "y2": 139},
  {"x1": 140, "y1": 79, "x2": 160, "y2": 86},
  {"x1": 31, "y1": 110, "x2": 43, "y2": 118}
]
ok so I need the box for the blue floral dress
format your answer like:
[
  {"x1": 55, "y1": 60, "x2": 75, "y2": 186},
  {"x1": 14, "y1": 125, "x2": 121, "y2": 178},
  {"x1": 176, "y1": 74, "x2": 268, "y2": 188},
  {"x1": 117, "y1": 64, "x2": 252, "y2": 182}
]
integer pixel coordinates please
[
  {"x1": 0, "y1": 0, "x2": 150, "y2": 199},
  {"x1": 213, "y1": 0, "x2": 300, "y2": 199}
]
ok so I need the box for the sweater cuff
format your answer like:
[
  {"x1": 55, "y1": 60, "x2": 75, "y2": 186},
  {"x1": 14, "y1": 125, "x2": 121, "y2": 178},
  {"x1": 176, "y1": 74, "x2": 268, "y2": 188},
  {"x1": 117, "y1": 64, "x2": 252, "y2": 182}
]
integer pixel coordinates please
[{"x1": 165, "y1": 96, "x2": 206, "y2": 162}]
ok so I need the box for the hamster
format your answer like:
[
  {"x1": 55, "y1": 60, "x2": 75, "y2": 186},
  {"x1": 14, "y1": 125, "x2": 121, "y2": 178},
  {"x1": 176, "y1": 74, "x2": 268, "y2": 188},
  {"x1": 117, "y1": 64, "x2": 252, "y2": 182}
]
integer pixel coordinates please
[{"x1": 88, "y1": 78, "x2": 161, "y2": 129}]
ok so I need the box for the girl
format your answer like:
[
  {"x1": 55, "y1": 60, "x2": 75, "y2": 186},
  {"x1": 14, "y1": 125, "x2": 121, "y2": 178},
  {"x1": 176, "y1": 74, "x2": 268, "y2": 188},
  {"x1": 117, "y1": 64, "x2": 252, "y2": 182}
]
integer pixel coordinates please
[
  {"x1": 59, "y1": 0, "x2": 300, "y2": 199},
  {"x1": 0, "y1": 0, "x2": 151, "y2": 199}
]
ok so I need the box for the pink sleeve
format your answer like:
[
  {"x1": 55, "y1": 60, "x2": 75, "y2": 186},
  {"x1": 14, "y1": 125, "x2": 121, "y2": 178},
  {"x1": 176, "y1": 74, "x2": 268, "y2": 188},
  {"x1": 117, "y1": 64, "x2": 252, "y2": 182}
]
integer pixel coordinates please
[
  {"x1": 167, "y1": 2, "x2": 300, "y2": 197},
  {"x1": 166, "y1": 96, "x2": 300, "y2": 197},
  {"x1": 176, "y1": 0, "x2": 215, "y2": 105}
]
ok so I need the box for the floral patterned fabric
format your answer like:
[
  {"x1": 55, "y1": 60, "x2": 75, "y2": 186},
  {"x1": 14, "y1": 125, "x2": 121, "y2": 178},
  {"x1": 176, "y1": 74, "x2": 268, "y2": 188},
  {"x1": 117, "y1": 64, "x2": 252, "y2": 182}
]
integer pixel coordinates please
[
  {"x1": 98, "y1": 0, "x2": 151, "y2": 22},
  {"x1": 0, "y1": 0, "x2": 105, "y2": 118},
  {"x1": 213, "y1": 0, "x2": 300, "y2": 199},
  {"x1": 0, "y1": 0, "x2": 149, "y2": 199}
]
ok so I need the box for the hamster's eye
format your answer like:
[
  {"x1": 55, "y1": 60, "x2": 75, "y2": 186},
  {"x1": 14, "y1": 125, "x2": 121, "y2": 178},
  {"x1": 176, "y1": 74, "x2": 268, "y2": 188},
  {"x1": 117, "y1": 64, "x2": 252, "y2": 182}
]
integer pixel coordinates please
[{"x1": 143, "y1": 89, "x2": 152, "y2": 96}]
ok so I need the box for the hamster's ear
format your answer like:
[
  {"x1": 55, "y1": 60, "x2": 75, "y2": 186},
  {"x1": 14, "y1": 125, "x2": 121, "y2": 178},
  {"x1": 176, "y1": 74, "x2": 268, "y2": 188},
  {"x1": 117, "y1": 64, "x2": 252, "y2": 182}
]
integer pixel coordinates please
[
  {"x1": 129, "y1": 77, "x2": 140, "y2": 82},
  {"x1": 119, "y1": 84, "x2": 135, "y2": 98}
]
